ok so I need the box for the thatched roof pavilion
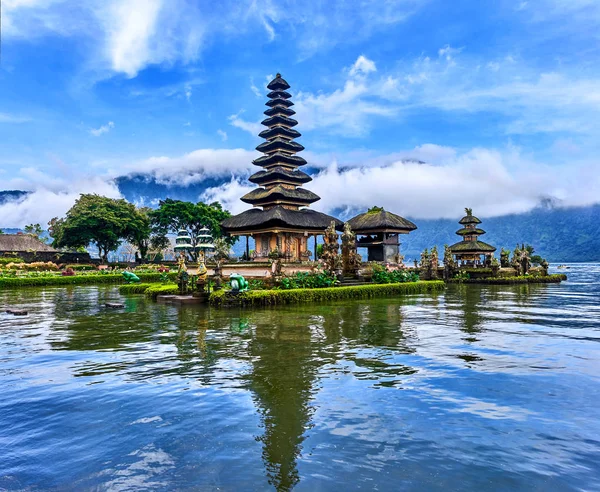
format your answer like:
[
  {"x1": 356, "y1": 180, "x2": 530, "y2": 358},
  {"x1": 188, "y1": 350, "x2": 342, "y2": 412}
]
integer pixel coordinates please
[
  {"x1": 222, "y1": 74, "x2": 342, "y2": 261},
  {"x1": 0, "y1": 234, "x2": 56, "y2": 253},
  {"x1": 347, "y1": 207, "x2": 417, "y2": 262}
]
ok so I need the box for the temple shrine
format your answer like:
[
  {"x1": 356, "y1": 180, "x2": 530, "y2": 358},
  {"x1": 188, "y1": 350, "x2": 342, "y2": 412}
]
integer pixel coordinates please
[
  {"x1": 347, "y1": 207, "x2": 417, "y2": 262},
  {"x1": 449, "y1": 208, "x2": 496, "y2": 266},
  {"x1": 221, "y1": 74, "x2": 342, "y2": 261}
]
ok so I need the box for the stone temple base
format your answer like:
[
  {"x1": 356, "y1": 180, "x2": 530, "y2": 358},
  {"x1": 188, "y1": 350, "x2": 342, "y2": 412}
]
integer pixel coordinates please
[{"x1": 156, "y1": 294, "x2": 209, "y2": 305}]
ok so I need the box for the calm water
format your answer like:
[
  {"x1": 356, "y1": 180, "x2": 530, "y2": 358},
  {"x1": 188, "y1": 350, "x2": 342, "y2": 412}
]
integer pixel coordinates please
[{"x1": 1, "y1": 265, "x2": 599, "y2": 491}]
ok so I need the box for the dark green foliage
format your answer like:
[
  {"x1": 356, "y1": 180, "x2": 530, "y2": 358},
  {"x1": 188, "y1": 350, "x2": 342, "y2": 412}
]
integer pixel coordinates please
[
  {"x1": 371, "y1": 264, "x2": 419, "y2": 284},
  {"x1": 49, "y1": 194, "x2": 149, "y2": 262},
  {"x1": 210, "y1": 281, "x2": 445, "y2": 307},
  {"x1": 248, "y1": 278, "x2": 267, "y2": 290},
  {"x1": 149, "y1": 199, "x2": 235, "y2": 260},
  {"x1": 278, "y1": 271, "x2": 336, "y2": 289},
  {"x1": 447, "y1": 274, "x2": 566, "y2": 285},
  {"x1": 64, "y1": 264, "x2": 97, "y2": 271},
  {"x1": 0, "y1": 272, "x2": 176, "y2": 288}
]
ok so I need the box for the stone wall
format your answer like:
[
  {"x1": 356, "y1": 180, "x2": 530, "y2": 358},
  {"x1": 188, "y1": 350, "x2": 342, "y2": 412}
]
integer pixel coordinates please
[{"x1": 0, "y1": 251, "x2": 95, "y2": 264}]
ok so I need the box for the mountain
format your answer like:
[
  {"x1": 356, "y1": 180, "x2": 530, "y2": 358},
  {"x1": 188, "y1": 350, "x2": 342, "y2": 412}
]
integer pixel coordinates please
[{"x1": 0, "y1": 190, "x2": 28, "y2": 205}]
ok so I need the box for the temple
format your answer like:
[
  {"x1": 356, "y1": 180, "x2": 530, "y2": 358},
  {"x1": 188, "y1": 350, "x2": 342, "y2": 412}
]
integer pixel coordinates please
[
  {"x1": 348, "y1": 207, "x2": 417, "y2": 262},
  {"x1": 221, "y1": 74, "x2": 342, "y2": 261},
  {"x1": 449, "y1": 208, "x2": 496, "y2": 266}
]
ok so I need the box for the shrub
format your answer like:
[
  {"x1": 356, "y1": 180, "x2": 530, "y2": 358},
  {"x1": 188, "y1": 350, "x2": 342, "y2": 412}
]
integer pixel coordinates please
[
  {"x1": 210, "y1": 281, "x2": 445, "y2": 307},
  {"x1": 119, "y1": 283, "x2": 153, "y2": 294},
  {"x1": 64, "y1": 264, "x2": 97, "y2": 271},
  {"x1": 0, "y1": 257, "x2": 24, "y2": 266},
  {"x1": 447, "y1": 274, "x2": 566, "y2": 285},
  {"x1": 248, "y1": 278, "x2": 267, "y2": 290},
  {"x1": 278, "y1": 271, "x2": 336, "y2": 290},
  {"x1": 371, "y1": 264, "x2": 419, "y2": 284},
  {"x1": 145, "y1": 284, "x2": 179, "y2": 300},
  {"x1": 1, "y1": 261, "x2": 58, "y2": 271},
  {"x1": 0, "y1": 272, "x2": 177, "y2": 288}
]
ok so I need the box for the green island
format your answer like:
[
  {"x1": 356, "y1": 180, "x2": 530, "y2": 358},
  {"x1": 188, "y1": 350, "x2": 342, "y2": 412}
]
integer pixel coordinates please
[{"x1": 1, "y1": 75, "x2": 566, "y2": 309}]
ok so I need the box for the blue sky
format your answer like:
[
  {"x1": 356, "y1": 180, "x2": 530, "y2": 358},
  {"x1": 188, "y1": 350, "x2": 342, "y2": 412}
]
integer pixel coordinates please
[{"x1": 1, "y1": 0, "x2": 599, "y2": 227}]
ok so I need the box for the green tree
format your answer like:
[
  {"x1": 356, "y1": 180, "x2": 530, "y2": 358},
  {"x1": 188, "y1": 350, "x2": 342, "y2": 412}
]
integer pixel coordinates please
[
  {"x1": 126, "y1": 207, "x2": 152, "y2": 261},
  {"x1": 0, "y1": 229, "x2": 4, "y2": 234},
  {"x1": 150, "y1": 199, "x2": 234, "y2": 260},
  {"x1": 24, "y1": 223, "x2": 46, "y2": 242},
  {"x1": 49, "y1": 194, "x2": 148, "y2": 263}
]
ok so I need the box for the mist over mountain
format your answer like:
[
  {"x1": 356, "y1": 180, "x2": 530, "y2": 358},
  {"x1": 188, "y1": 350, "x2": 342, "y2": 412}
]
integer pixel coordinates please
[{"x1": 2, "y1": 179, "x2": 598, "y2": 262}]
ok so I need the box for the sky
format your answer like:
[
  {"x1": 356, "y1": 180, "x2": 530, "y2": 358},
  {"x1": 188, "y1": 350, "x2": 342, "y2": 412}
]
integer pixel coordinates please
[{"x1": 1, "y1": 0, "x2": 599, "y2": 227}]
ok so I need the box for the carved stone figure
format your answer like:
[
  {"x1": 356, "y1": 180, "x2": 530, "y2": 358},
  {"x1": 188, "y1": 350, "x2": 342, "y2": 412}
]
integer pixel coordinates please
[{"x1": 341, "y1": 222, "x2": 361, "y2": 277}]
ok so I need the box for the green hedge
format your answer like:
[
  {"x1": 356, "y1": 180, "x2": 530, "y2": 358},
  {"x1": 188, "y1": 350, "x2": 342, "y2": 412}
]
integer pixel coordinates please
[
  {"x1": 144, "y1": 284, "x2": 179, "y2": 300},
  {"x1": 210, "y1": 281, "x2": 445, "y2": 307},
  {"x1": 0, "y1": 272, "x2": 177, "y2": 288},
  {"x1": 448, "y1": 274, "x2": 567, "y2": 285},
  {"x1": 118, "y1": 283, "x2": 154, "y2": 294}
]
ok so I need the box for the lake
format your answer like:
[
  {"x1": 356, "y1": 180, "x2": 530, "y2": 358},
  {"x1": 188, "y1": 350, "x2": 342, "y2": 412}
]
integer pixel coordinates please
[{"x1": 1, "y1": 264, "x2": 599, "y2": 491}]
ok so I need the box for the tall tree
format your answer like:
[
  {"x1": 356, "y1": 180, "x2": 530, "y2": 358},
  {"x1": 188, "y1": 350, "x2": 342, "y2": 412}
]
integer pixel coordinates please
[
  {"x1": 126, "y1": 206, "x2": 152, "y2": 261},
  {"x1": 49, "y1": 194, "x2": 148, "y2": 263},
  {"x1": 150, "y1": 199, "x2": 234, "y2": 260}
]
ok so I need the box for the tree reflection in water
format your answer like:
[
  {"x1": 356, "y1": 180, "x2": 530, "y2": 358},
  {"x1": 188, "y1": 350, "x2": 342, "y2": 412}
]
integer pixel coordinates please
[{"x1": 32, "y1": 286, "x2": 436, "y2": 491}]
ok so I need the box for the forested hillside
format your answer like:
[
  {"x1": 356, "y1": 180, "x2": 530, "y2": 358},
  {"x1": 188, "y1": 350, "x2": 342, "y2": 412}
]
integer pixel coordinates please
[{"x1": 401, "y1": 204, "x2": 600, "y2": 262}]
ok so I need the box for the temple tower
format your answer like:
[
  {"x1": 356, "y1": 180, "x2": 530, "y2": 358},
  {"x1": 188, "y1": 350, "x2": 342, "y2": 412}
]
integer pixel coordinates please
[
  {"x1": 449, "y1": 208, "x2": 496, "y2": 267},
  {"x1": 222, "y1": 74, "x2": 342, "y2": 261}
]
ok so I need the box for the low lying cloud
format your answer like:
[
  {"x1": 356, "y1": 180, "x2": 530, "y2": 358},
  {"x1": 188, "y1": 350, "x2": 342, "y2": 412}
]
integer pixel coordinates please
[
  {"x1": 110, "y1": 148, "x2": 256, "y2": 186},
  {"x1": 0, "y1": 177, "x2": 120, "y2": 228},
  {"x1": 199, "y1": 144, "x2": 600, "y2": 220},
  {"x1": 2, "y1": 143, "x2": 598, "y2": 228}
]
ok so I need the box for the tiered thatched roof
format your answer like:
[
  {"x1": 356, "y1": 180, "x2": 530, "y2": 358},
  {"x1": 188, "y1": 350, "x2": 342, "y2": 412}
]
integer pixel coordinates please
[{"x1": 222, "y1": 73, "x2": 340, "y2": 234}]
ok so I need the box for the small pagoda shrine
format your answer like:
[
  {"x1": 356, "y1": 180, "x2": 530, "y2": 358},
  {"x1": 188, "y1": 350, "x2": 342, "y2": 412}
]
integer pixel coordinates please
[
  {"x1": 449, "y1": 208, "x2": 496, "y2": 267},
  {"x1": 221, "y1": 74, "x2": 342, "y2": 261},
  {"x1": 347, "y1": 207, "x2": 417, "y2": 262}
]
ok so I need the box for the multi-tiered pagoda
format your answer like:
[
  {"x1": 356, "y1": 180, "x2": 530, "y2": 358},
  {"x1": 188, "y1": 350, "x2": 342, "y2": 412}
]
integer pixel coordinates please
[
  {"x1": 222, "y1": 74, "x2": 342, "y2": 261},
  {"x1": 449, "y1": 208, "x2": 496, "y2": 266}
]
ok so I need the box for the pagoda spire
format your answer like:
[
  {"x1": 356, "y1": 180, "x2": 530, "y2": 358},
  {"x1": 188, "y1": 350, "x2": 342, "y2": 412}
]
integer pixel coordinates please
[{"x1": 242, "y1": 74, "x2": 319, "y2": 210}]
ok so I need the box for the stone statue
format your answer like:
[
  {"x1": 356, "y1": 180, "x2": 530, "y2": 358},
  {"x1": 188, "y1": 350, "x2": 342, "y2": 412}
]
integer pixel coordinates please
[
  {"x1": 321, "y1": 221, "x2": 340, "y2": 276},
  {"x1": 341, "y1": 222, "x2": 361, "y2": 277}
]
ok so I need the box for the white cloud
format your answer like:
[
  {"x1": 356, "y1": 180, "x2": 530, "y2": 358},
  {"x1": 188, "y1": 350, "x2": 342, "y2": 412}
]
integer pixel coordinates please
[
  {"x1": 109, "y1": 148, "x2": 256, "y2": 186},
  {"x1": 349, "y1": 55, "x2": 377, "y2": 77},
  {"x1": 217, "y1": 129, "x2": 228, "y2": 141},
  {"x1": 0, "y1": 175, "x2": 121, "y2": 228},
  {"x1": 294, "y1": 80, "x2": 396, "y2": 136},
  {"x1": 228, "y1": 110, "x2": 262, "y2": 136},
  {"x1": 184, "y1": 85, "x2": 192, "y2": 102},
  {"x1": 250, "y1": 78, "x2": 262, "y2": 98},
  {"x1": 4, "y1": 0, "x2": 204, "y2": 78},
  {"x1": 201, "y1": 179, "x2": 256, "y2": 214},
  {"x1": 90, "y1": 121, "x2": 114, "y2": 137},
  {"x1": 205, "y1": 144, "x2": 600, "y2": 220}
]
